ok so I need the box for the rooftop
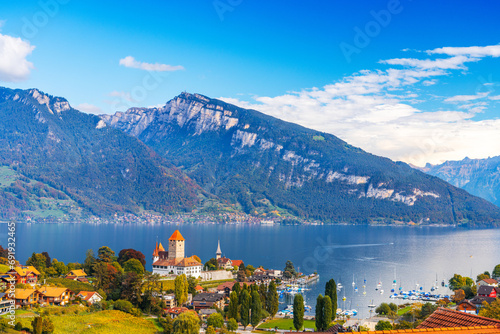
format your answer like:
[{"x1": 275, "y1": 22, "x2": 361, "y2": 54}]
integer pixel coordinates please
[
  {"x1": 169, "y1": 230, "x2": 185, "y2": 241},
  {"x1": 418, "y1": 308, "x2": 500, "y2": 329}
]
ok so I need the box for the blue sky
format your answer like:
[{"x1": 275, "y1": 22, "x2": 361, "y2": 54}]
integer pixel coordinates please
[{"x1": 0, "y1": 0, "x2": 500, "y2": 165}]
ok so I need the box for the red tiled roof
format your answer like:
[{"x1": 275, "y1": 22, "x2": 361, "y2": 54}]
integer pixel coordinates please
[
  {"x1": 165, "y1": 307, "x2": 189, "y2": 315},
  {"x1": 418, "y1": 308, "x2": 500, "y2": 329},
  {"x1": 158, "y1": 242, "x2": 165, "y2": 251},
  {"x1": 153, "y1": 256, "x2": 202, "y2": 267},
  {"x1": 481, "y1": 279, "x2": 498, "y2": 284},
  {"x1": 340, "y1": 326, "x2": 500, "y2": 334},
  {"x1": 232, "y1": 260, "x2": 243, "y2": 267},
  {"x1": 169, "y1": 230, "x2": 185, "y2": 241}
]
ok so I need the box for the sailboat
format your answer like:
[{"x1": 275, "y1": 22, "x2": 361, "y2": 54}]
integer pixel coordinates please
[{"x1": 352, "y1": 274, "x2": 355, "y2": 288}]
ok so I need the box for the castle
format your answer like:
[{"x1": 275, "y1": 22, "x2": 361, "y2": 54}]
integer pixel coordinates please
[{"x1": 152, "y1": 230, "x2": 203, "y2": 278}]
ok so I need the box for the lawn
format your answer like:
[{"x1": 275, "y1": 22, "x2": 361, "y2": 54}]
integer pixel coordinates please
[
  {"x1": 258, "y1": 318, "x2": 317, "y2": 331},
  {"x1": 17, "y1": 310, "x2": 158, "y2": 334},
  {"x1": 398, "y1": 306, "x2": 412, "y2": 316},
  {"x1": 199, "y1": 278, "x2": 234, "y2": 289},
  {"x1": 0, "y1": 264, "x2": 10, "y2": 274}
]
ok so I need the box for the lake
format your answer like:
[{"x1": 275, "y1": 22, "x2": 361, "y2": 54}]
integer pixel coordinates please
[{"x1": 2, "y1": 222, "x2": 499, "y2": 317}]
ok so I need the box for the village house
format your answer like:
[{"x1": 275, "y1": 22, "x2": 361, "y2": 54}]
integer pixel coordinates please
[
  {"x1": 199, "y1": 308, "x2": 218, "y2": 319},
  {"x1": 477, "y1": 285, "x2": 500, "y2": 298},
  {"x1": 14, "y1": 288, "x2": 41, "y2": 308},
  {"x1": 163, "y1": 294, "x2": 177, "y2": 309},
  {"x1": 7, "y1": 266, "x2": 40, "y2": 286},
  {"x1": 0, "y1": 274, "x2": 12, "y2": 290},
  {"x1": 231, "y1": 260, "x2": 244, "y2": 268},
  {"x1": 469, "y1": 285, "x2": 500, "y2": 310},
  {"x1": 164, "y1": 307, "x2": 189, "y2": 319},
  {"x1": 0, "y1": 293, "x2": 13, "y2": 315},
  {"x1": 477, "y1": 278, "x2": 499, "y2": 288},
  {"x1": 76, "y1": 291, "x2": 103, "y2": 304},
  {"x1": 37, "y1": 287, "x2": 73, "y2": 306},
  {"x1": 456, "y1": 300, "x2": 478, "y2": 314},
  {"x1": 216, "y1": 281, "x2": 255, "y2": 297},
  {"x1": 194, "y1": 285, "x2": 204, "y2": 293},
  {"x1": 65, "y1": 269, "x2": 88, "y2": 282},
  {"x1": 152, "y1": 230, "x2": 203, "y2": 278},
  {"x1": 192, "y1": 292, "x2": 225, "y2": 310}
]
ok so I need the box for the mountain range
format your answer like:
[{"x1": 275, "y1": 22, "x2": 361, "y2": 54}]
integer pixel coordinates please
[
  {"x1": 1, "y1": 87, "x2": 499, "y2": 226},
  {"x1": 0, "y1": 87, "x2": 198, "y2": 219},
  {"x1": 419, "y1": 156, "x2": 500, "y2": 207},
  {"x1": 103, "y1": 92, "x2": 500, "y2": 226}
]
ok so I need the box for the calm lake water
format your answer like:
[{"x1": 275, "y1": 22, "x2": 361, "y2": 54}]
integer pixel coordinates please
[{"x1": 2, "y1": 223, "x2": 499, "y2": 317}]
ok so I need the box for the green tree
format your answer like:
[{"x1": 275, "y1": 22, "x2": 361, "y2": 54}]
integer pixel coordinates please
[
  {"x1": 52, "y1": 259, "x2": 68, "y2": 276},
  {"x1": 420, "y1": 303, "x2": 437, "y2": 319},
  {"x1": 174, "y1": 274, "x2": 188, "y2": 306},
  {"x1": 97, "y1": 246, "x2": 115, "y2": 263},
  {"x1": 375, "y1": 320, "x2": 393, "y2": 330},
  {"x1": 204, "y1": 258, "x2": 218, "y2": 271},
  {"x1": 227, "y1": 318, "x2": 238, "y2": 331},
  {"x1": 477, "y1": 271, "x2": 491, "y2": 282},
  {"x1": 266, "y1": 280, "x2": 279, "y2": 318},
  {"x1": 83, "y1": 249, "x2": 96, "y2": 275},
  {"x1": 158, "y1": 316, "x2": 173, "y2": 334},
  {"x1": 375, "y1": 303, "x2": 392, "y2": 315},
  {"x1": 123, "y1": 258, "x2": 145, "y2": 275},
  {"x1": 237, "y1": 268, "x2": 247, "y2": 282},
  {"x1": 232, "y1": 281, "x2": 241, "y2": 296},
  {"x1": 283, "y1": 260, "x2": 297, "y2": 279},
  {"x1": 172, "y1": 311, "x2": 200, "y2": 334},
  {"x1": 315, "y1": 295, "x2": 324, "y2": 331},
  {"x1": 293, "y1": 294, "x2": 305, "y2": 331},
  {"x1": 493, "y1": 264, "x2": 500, "y2": 279},
  {"x1": 388, "y1": 303, "x2": 398, "y2": 313},
  {"x1": 324, "y1": 279, "x2": 337, "y2": 320},
  {"x1": 323, "y1": 295, "x2": 332, "y2": 329},
  {"x1": 240, "y1": 289, "x2": 251, "y2": 329},
  {"x1": 479, "y1": 298, "x2": 500, "y2": 320},
  {"x1": 42, "y1": 317, "x2": 54, "y2": 334},
  {"x1": 258, "y1": 283, "x2": 267, "y2": 305},
  {"x1": 207, "y1": 312, "x2": 224, "y2": 329},
  {"x1": 31, "y1": 316, "x2": 43, "y2": 334},
  {"x1": 228, "y1": 291, "x2": 239, "y2": 320},
  {"x1": 26, "y1": 253, "x2": 47, "y2": 274},
  {"x1": 206, "y1": 326, "x2": 216, "y2": 334},
  {"x1": 251, "y1": 290, "x2": 262, "y2": 328},
  {"x1": 448, "y1": 274, "x2": 474, "y2": 291}
]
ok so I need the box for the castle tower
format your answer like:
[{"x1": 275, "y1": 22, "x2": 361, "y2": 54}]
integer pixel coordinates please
[
  {"x1": 168, "y1": 230, "x2": 185, "y2": 261},
  {"x1": 153, "y1": 241, "x2": 166, "y2": 263},
  {"x1": 216, "y1": 240, "x2": 222, "y2": 260}
]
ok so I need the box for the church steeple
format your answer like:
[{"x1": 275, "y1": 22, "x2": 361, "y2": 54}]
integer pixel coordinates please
[{"x1": 216, "y1": 240, "x2": 222, "y2": 260}]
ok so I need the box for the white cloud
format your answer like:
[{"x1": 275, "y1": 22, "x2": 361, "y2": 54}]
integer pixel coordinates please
[
  {"x1": 108, "y1": 91, "x2": 134, "y2": 102},
  {"x1": 489, "y1": 95, "x2": 500, "y2": 101},
  {"x1": 422, "y1": 79, "x2": 437, "y2": 86},
  {"x1": 444, "y1": 92, "x2": 489, "y2": 103},
  {"x1": 75, "y1": 103, "x2": 104, "y2": 115},
  {"x1": 220, "y1": 45, "x2": 500, "y2": 166},
  {"x1": 380, "y1": 55, "x2": 473, "y2": 70},
  {"x1": 427, "y1": 44, "x2": 500, "y2": 58},
  {"x1": 119, "y1": 56, "x2": 184, "y2": 72},
  {"x1": 0, "y1": 33, "x2": 35, "y2": 82}
]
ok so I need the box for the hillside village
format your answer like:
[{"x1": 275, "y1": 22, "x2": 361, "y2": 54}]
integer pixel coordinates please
[{"x1": 0, "y1": 231, "x2": 499, "y2": 334}]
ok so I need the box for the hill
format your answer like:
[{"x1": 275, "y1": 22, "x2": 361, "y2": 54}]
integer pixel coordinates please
[
  {"x1": 102, "y1": 92, "x2": 500, "y2": 226},
  {"x1": 0, "y1": 87, "x2": 199, "y2": 219},
  {"x1": 419, "y1": 156, "x2": 500, "y2": 207}
]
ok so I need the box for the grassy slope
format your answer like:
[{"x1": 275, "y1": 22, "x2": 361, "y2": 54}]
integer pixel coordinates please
[
  {"x1": 258, "y1": 318, "x2": 317, "y2": 330},
  {"x1": 17, "y1": 310, "x2": 157, "y2": 334}
]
